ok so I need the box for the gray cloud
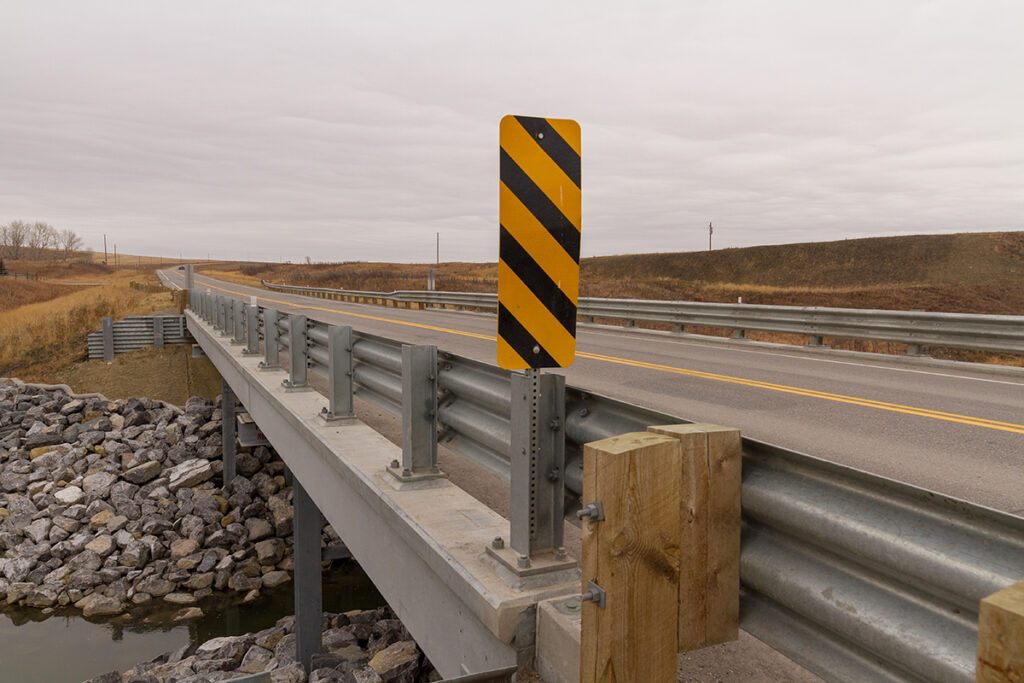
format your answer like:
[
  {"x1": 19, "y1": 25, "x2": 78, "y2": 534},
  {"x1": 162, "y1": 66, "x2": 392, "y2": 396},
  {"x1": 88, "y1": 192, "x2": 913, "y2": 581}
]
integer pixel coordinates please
[{"x1": 1, "y1": 1, "x2": 1021, "y2": 262}]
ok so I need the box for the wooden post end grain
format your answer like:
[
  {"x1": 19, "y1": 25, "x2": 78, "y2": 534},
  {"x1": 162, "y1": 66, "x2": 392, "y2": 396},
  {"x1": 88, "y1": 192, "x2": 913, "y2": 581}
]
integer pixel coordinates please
[
  {"x1": 977, "y1": 578, "x2": 1024, "y2": 682},
  {"x1": 581, "y1": 431, "x2": 682, "y2": 683},
  {"x1": 648, "y1": 423, "x2": 741, "y2": 652}
]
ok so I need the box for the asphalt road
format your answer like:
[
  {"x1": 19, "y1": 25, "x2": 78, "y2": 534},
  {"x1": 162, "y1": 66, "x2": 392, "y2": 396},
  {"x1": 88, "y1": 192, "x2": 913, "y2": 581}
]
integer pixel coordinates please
[{"x1": 161, "y1": 268, "x2": 1024, "y2": 516}]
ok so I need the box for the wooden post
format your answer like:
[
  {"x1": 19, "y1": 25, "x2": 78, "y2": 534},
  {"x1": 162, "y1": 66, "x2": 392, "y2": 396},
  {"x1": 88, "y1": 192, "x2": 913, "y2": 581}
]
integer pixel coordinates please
[
  {"x1": 977, "y1": 578, "x2": 1024, "y2": 681},
  {"x1": 648, "y1": 423, "x2": 741, "y2": 651},
  {"x1": 581, "y1": 432, "x2": 681, "y2": 683}
]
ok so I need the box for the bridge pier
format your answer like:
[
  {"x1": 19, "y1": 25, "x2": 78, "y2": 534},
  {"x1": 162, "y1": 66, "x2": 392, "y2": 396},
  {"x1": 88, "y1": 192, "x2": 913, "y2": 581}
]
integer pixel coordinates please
[
  {"x1": 293, "y1": 478, "x2": 323, "y2": 673},
  {"x1": 221, "y1": 379, "x2": 236, "y2": 488}
]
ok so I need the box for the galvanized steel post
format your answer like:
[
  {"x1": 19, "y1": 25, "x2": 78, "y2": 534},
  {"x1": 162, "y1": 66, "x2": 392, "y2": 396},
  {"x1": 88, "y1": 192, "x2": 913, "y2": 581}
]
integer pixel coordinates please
[
  {"x1": 394, "y1": 344, "x2": 439, "y2": 478},
  {"x1": 222, "y1": 380, "x2": 236, "y2": 488},
  {"x1": 284, "y1": 314, "x2": 309, "y2": 389},
  {"x1": 243, "y1": 305, "x2": 260, "y2": 355},
  {"x1": 509, "y1": 370, "x2": 566, "y2": 561},
  {"x1": 153, "y1": 316, "x2": 164, "y2": 349},
  {"x1": 222, "y1": 298, "x2": 233, "y2": 338},
  {"x1": 102, "y1": 317, "x2": 114, "y2": 363},
  {"x1": 184, "y1": 263, "x2": 194, "y2": 290},
  {"x1": 293, "y1": 478, "x2": 322, "y2": 673},
  {"x1": 260, "y1": 309, "x2": 279, "y2": 369},
  {"x1": 233, "y1": 300, "x2": 244, "y2": 343},
  {"x1": 321, "y1": 325, "x2": 354, "y2": 421},
  {"x1": 218, "y1": 296, "x2": 227, "y2": 333}
]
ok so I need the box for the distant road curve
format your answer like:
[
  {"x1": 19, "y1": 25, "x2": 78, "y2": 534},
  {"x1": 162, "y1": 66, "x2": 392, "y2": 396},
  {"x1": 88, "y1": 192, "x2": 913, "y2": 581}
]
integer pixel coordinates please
[{"x1": 159, "y1": 268, "x2": 1024, "y2": 515}]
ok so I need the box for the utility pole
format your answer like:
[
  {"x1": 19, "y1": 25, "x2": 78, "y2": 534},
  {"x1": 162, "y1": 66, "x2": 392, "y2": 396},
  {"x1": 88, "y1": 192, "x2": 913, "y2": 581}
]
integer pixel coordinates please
[
  {"x1": 436, "y1": 232, "x2": 439, "y2": 265},
  {"x1": 114, "y1": 244, "x2": 117, "y2": 270},
  {"x1": 103, "y1": 234, "x2": 108, "y2": 265},
  {"x1": 709, "y1": 222, "x2": 713, "y2": 251}
]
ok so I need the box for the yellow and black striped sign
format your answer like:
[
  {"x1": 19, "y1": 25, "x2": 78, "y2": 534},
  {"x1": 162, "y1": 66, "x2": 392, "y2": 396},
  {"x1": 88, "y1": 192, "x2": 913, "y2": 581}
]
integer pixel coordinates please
[{"x1": 498, "y1": 114, "x2": 581, "y2": 370}]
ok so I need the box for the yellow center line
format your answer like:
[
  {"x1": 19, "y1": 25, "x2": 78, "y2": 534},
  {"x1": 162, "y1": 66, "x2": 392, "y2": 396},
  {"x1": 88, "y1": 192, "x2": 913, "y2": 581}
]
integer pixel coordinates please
[{"x1": 171, "y1": 270, "x2": 1024, "y2": 436}]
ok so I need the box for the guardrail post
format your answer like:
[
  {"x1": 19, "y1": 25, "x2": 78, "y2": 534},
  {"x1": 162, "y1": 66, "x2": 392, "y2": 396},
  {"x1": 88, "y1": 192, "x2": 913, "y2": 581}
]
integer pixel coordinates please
[
  {"x1": 293, "y1": 478, "x2": 323, "y2": 674},
  {"x1": 977, "y1": 578, "x2": 1024, "y2": 681},
  {"x1": 102, "y1": 317, "x2": 114, "y2": 363},
  {"x1": 153, "y1": 316, "x2": 164, "y2": 349},
  {"x1": 283, "y1": 314, "x2": 309, "y2": 389},
  {"x1": 184, "y1": 263, "x2": 194, "y2": 289},
  {"x1": 243, "y1": 305, "x2": 260, "y2": 355},
  {"x1": 216, "y1": 296, "x2": 225, "y2": 333},
  {"x1": 232, "y1": 300, "x2": 245, "y2": 344},
  {"x1": 808, "y1": 335, "x2": 825, "y2": 347},
  {"x1": 647, "y1": 424, "x2": 741, "y2": 652},
  {"x1": 259, "y1": 309, "x2": 279, "y2": 369},
  {"x1": 508, "y1": 370, "x2": 566, "y2": 563},
  {"x1": 581, "y1": 431, "x2": 683, "y2": 683},
  {"x1": 222, "y1": 380, "x2": 236, "y2": 488},
  {"x1": 389, "y1": 344, "x2": 442, "y2": 480},
  {"x1": 320, "y1": 325, "x2": 355, "y2": 422},
  {"x1": 223, "y1": 298, "x2": 234, "y2": 338}
]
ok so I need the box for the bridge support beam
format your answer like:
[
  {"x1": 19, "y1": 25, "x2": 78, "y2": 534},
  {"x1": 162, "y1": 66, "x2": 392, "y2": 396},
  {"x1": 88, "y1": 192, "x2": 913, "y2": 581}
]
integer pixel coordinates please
[
  {"x1": 294, "y1": 478, "x2": 323, "y2": 673},
  {"x1": 222, "y1": 379, "x2": 236, "y2": 488}
]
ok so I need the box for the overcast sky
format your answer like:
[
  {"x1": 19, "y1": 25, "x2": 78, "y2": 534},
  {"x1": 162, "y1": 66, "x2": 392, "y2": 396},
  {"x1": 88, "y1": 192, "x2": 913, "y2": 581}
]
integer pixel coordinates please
[{"x1": 2, "y1": 1, "x2": 1022, "y2": 263}]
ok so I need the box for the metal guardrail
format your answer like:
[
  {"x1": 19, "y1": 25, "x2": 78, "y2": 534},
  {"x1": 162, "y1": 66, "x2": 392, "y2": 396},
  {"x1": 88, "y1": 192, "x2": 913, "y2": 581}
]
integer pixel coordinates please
[
  {"x1": 261, "y1": 279, "x2": 1024, "y2": 355},
  {"x1": 190, "y1": 291, "x2": 1024, "y2": 682},
  {"x1": 86, "y1": 315, "x2": 192, "y2": 360}
]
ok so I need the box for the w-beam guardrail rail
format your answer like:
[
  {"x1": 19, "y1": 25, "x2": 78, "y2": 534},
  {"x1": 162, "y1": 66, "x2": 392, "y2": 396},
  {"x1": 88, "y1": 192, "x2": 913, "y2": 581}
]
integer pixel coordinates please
[
  {"x1": 261, "y1": 279, "x2": 1024, "y2": 356},
  {"x1": 188, "y1": 290, "x2": 1024, "y2": 682},
  {"x1": 87, "y1": 315, "x2": 193, "y2": 360}
]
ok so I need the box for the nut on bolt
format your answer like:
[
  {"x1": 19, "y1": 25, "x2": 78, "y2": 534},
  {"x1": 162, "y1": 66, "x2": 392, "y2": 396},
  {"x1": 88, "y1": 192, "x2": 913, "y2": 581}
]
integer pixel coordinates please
[
  {"x1": 389, "y1": 459, "x2": 399, "y2": 469},
  {"x1": 491, "y1": 536, "x2": 504, "y2": 550}
]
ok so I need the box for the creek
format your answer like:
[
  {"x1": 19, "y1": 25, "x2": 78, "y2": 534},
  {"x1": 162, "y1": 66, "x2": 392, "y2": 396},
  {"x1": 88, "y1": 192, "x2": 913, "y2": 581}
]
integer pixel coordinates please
[{"x1": 0, "y1": 562, "x2": 383, "y2": 683}]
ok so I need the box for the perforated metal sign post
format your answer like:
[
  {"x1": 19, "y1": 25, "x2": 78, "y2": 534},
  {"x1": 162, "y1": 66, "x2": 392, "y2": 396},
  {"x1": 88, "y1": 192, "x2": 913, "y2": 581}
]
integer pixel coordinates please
[{"x1": 498, "y1": 114, "x2": 581, "y2": 370}]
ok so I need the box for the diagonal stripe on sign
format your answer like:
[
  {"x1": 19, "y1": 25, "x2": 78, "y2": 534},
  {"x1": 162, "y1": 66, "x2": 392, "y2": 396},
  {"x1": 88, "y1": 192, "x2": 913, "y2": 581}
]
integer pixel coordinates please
[
  {"x1": 499, "y1": 184, "x2": 580, "y2": 303},
  {"x1": 500, "y1": 225, "x2": 576, "y2": 336},
  {"x1": 498, "y1": 303, "x2": 558, "y2": 368},
  {"x1": 502, "y1": 118, "x2": 582, "y2": 229},
  {"x1": 500, "y1": 149, "x2": 580, "y2": 261},
  {"x1": 498, "y1": 260, "x2": 576, "y2": 366},
  {"x1": 513, "y1": 116, "x2": 581, "y2": 188},
  {"x1": 547, "y1": 119, "x2": 581, "y2": 156}
]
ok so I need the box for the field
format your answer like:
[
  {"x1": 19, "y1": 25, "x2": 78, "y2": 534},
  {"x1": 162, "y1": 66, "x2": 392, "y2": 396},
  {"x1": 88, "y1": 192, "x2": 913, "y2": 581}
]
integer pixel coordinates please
[
  {"x1": 201, "y1": 231, "x2": 1024, "y2": 314},
  {"x1": 0, "y1": 263, "x2": 176, "y2": 380}
]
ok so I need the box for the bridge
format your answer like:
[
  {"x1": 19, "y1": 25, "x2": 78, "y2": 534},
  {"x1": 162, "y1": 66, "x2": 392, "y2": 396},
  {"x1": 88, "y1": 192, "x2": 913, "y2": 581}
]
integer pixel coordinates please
[{"x1": 163, "y1": 266, "x2": 1024, "y2": 682}]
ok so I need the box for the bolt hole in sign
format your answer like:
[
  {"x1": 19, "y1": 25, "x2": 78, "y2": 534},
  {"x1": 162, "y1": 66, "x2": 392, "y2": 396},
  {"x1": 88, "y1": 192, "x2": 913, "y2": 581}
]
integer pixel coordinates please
[{"x1": 498, "y1": 115, "x2": 581, "y2": 370}]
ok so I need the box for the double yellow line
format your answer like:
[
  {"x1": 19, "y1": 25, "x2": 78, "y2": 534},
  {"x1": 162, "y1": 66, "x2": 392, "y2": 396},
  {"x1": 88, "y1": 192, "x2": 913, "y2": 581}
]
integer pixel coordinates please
[{"x1": 171, "y1": 271, "x2": 1024, "y2": 435}]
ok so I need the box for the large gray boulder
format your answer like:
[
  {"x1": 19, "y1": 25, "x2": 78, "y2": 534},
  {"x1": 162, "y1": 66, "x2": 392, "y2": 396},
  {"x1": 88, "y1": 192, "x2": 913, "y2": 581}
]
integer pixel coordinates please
[{"x1": 166, "y1": 459, "x2": 214, "y2": 491}]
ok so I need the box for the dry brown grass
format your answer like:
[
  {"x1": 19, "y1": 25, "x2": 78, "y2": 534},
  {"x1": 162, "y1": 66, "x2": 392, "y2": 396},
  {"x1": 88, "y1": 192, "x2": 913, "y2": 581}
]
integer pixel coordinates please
[
  {"x1": 0, "y1": 278, "x2": 174, "y2": 380},
  {"x1": 202, "y1": 261, "x2": 499, "y2": 294},
  {"x1": 0, "y1": 279, "x2": 88, "y2": 312}
]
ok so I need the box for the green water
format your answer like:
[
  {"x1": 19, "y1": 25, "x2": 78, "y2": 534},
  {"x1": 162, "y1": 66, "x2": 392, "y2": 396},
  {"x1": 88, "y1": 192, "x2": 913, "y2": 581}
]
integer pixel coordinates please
[{"x1": 0, "y1": 563, "x2": 384, "y2": 683}]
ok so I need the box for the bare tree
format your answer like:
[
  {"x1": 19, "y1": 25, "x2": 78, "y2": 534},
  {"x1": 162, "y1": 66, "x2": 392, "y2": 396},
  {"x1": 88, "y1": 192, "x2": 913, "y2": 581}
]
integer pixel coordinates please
[
  {"x1": 27, "y1": 222, "x2": 59, "y2": 260},
  {"x1": 59, "y1": 228, "x2": 83, "y2": 261},
  {"x1": 2, "y1": 220, "x2": 29, "y2": 260}
]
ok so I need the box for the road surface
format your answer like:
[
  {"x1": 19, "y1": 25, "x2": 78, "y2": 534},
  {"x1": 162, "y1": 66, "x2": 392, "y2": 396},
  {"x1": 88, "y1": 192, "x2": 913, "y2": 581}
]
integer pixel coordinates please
[{"x1": 161, "y1": 268, "x2": 1024, "y2": 516}]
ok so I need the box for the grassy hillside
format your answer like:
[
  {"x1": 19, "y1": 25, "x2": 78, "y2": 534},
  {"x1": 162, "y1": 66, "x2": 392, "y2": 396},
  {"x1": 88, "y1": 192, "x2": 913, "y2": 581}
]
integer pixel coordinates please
[
  {"x1": 583, "y1": 231, "x2": 1024, "y2": 288},
  {"x1": 204, "y1": 231, "x2": 1024, "y2": 315}
]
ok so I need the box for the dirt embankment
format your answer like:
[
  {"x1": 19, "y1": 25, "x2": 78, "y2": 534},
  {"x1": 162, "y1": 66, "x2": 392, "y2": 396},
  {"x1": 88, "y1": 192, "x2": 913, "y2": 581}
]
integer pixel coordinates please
[{"x1": 50, "y1": 345, "x2": 223, "y2": 406}]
